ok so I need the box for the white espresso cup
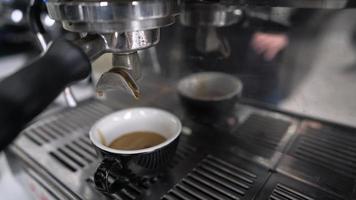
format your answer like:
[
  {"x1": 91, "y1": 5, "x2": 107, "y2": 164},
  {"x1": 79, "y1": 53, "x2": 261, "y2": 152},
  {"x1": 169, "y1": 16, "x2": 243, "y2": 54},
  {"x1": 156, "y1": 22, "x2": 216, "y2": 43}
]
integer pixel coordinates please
[{"x1": 89, "y1": 107, "x2": 181, "y2": 193}]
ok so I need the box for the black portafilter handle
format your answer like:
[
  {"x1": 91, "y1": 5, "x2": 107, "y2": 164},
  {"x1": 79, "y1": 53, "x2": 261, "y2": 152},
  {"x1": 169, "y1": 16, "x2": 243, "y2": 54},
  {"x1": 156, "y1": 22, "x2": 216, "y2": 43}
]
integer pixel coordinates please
[{"x1": 0, "y1": 38, "x2": 91, "y2": 151}]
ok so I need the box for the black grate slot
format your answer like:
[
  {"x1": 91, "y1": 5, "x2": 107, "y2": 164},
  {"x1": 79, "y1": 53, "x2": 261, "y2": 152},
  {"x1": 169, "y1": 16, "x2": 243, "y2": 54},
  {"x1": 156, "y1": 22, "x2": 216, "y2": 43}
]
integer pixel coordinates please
[
  {"x1": 41, "y1": 122, "x2": 66, "y2": 137},
  {"x1": 49, "y1": 135, "x2": 98, "y2": 172},
  {"x1": 258, "y1": 168, "x2": 345, "y2": 200},
  {"x1": 65, "y1": 144, "x2": 93, "y2": 163},
  {"x1": 79, "y1": 136, "x2": 94, "y2": 146},
  {"x1": 60, "y1": 146, "x2": 88, "y2": 166},
  {"x1": 49, "y1": 152, "x2": 77, "y2": 172},
  {"x1": 50, "y1": 120, "x2": 72, "y2": 135},
  {"x1": 66, "y1": 108, "x2": 96, "y2": 125},
  {"x1": 22, "y1": 102, "x2": 112, "y2": 146},
  {"x1": 195, "y1": 166, "x2": 249, "y2": 192},
  {"x1": 205, "y1": 155, "x2": 257, "y2": 179},
  {"x1": 182, "y1": 178, "x2": 228, "y2": 199},
  {"x1": 190, "y1": 173, "x2": 245, "y2": 197},
  {"x1": 290, "y1": 126, "x2": 356, "y2": 178},
  {"x1": 28, "y1": 128, "x2": 51, "y2": 143},
  {"x1": 163, "y1": 155, "x2": 257, "y2": 200},
  {"x1": 79, "y1": 137, "x2": 97, "y2": 153},
  {"x1": 176, "y1": 183, "x2": 210, "y2": 199},
  {"x1": 36, "y1": 126, "x2": 58, "y2": 140},
  {"x1": 269, "y1": 184, "x2": 314, "y2": 200},
  {"x1": 57, "y1": 148, "x2": 85, "y2": 168},
  {"x1": 73, "y1": 140, "x2": 97, "y2": 157},
  {"x1": 57, "y1": 111, "x2": 83, "y2": 129},
  {"x1": 234, "y1": 114, "x2": 290, "y2": 150},
  {"x1": 77, "y1": 105, "x2": 105, "y2": 119},
  {"x1": 59, "y1": 113, "x2": 88, "y2": 130},
  {"x1": 23, "y1": 132, "x2": 42, "y2": 145}
]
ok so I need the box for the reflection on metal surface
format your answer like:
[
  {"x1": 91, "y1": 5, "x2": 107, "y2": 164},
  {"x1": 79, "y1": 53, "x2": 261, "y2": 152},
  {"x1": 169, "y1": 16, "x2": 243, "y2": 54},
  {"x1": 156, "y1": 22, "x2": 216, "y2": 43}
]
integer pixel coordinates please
[
  {"x1": 46, "y1": 0, "x2": 178, "y2": 33},
  {"x1": 237, "y1": 0, "x2": 351, "y2": 8},
  {"x1": 180, "y1": 1, "x2": 243, "y2": 27},
  {"x1": 195, "y1": 27, "x2": 231, "y2": 58},
  {"x1": 63, "y1": 87, "x2": 78, "y2": 107}
]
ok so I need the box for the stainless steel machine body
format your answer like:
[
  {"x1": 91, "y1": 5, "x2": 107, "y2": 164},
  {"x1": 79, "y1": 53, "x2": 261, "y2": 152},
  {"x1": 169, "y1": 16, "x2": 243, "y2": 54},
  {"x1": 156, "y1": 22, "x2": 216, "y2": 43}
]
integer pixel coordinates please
[{"x1": 46, "y1": 0, "x2": 179, "y2": 97}]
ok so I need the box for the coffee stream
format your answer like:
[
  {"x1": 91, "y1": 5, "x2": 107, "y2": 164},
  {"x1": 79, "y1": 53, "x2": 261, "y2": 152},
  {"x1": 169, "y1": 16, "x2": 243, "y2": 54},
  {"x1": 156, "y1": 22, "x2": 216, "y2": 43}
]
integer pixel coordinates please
[{"x1": 109, "y1": 132, "x2": 166, "y2": 150}]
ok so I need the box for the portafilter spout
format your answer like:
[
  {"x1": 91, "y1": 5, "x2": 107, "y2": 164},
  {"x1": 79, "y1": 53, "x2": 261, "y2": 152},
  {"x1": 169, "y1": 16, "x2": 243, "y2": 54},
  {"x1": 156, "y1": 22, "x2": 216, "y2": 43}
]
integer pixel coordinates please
[
  {"x1": 72, "y1": 29, "x2": 158, "y2": 98},
  {"x1": 96, "y1": 53, "x2": 141, "y2": 99}
]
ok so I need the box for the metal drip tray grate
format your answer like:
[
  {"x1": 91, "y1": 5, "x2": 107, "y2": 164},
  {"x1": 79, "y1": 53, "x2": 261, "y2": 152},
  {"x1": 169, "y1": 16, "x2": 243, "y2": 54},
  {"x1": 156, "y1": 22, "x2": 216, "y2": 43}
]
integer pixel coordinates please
[
  {"x1": 288, "y1": 123, "x2": 356, "y2": 179},
  {"x1": 228, "y1": 113, "x2": 294, "y2": 167},
  {"x1": 9, "y1": 101, "x2": 356, "y2": 199},
  {"x1": 233, "y1": 114, "x2": 291, "y2": 150},
  {"x1": 269, "y1": 184, "x2": 315, "y2": 200},
  {"x1": 162, "y1": 155, "x2": 266, "y2": 200},
  {"x1": 49, "y1": 135, "x2": 96, "y2": 172},
  {"x1": 256, "y1": 173, "x2": 343, "y2": 200},
  {"x1": 12, "y1": 100, "x2": 115, "y2": 199},
  {"x1": 22, "y1": 102, "x2": 112, "y2": 146}
]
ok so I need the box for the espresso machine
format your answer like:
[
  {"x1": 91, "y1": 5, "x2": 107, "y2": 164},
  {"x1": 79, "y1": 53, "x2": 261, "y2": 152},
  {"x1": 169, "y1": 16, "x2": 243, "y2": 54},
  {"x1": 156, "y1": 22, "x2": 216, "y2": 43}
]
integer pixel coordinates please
[{"x1": 3, "y1": 0, "x2": 356, "y2": 200}]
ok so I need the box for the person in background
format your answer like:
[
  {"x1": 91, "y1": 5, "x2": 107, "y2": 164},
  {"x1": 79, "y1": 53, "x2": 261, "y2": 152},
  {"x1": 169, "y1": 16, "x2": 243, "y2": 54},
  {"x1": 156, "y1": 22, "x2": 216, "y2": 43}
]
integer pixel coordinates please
[
  {"x1": 251, "y1": 9, "x2": 318, "y2": 61},
  {"x1": 251, "y1": 32, "x2": 289, "y2": 61}
]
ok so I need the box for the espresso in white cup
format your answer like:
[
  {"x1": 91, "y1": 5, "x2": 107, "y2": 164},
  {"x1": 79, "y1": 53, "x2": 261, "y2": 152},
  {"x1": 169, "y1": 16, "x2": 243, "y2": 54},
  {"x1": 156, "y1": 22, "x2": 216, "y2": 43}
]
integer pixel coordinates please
[{"x1": 89, "y1": 107, "x2": 181, "y2": 193}]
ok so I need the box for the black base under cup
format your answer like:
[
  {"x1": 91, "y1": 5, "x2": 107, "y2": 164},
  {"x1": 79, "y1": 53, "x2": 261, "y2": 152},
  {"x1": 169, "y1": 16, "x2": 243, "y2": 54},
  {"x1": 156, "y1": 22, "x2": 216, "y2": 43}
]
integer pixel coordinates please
[{"x1": 93, "y1": 136, "x2": 180, "y2": 193}]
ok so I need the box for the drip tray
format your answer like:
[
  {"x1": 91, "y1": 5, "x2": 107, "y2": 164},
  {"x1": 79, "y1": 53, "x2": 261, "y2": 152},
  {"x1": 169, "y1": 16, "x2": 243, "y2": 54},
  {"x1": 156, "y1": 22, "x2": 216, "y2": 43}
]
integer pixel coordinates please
[
  {"x1": 287, "y1": 121, "x2": 356, "y2": 179},
  {"x1": 256, "y1": 173, "x2": 343, "y2": 200},
  {"x1": 7, "y1": 100, "x2": 356, "y2": 200},
  {"x1": 279, "y1": 120, "x2": 356, "y2": 199},
  {"x1": 162, "y1": 155, "x2": 269, "y2": 200}
]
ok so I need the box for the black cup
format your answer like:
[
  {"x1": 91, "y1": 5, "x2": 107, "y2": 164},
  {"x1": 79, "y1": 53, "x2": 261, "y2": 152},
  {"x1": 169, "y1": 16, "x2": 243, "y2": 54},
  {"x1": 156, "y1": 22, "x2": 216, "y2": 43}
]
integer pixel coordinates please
[
  {"x1": 89, "y1": 108, "x2": 182, "y2": 193},
  {"x1": 177, "y1": 72, "x2": 243, "y2": 123}
]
